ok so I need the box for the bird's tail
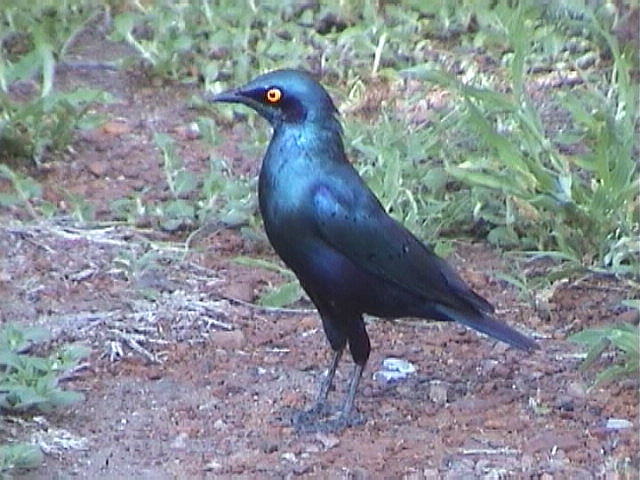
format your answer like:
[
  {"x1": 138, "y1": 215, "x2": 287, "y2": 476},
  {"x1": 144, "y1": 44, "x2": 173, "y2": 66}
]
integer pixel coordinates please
[{"x1": 436, "y1": 305, "x2": 538, "y2": 351}]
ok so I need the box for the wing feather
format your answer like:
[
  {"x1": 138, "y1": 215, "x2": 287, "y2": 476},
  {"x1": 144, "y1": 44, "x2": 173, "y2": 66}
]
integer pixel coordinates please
[{"x1": 312, "y1": 182, "x2": 493, "y2": 314}]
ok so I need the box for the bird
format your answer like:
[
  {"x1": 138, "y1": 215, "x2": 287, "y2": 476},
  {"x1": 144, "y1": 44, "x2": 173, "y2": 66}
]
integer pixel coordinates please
[{"x1": 208, "y1": 69, "x2": 537, "y2": 432}]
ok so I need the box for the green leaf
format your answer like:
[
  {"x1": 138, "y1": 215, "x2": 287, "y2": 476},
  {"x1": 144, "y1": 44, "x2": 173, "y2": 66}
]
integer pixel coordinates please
[
  {"x1": 0, "y1": 443, "x2": 44, "y2": 470},
  {"x1": 173, "y1": 170, "x2": 198, "y2": 195},
  {"x1": 154, "y1": 132, "x2": 173, "y2": 150},
  {"x1": 621, "y1": 299, "x2": 640, "y2": 310},
  {"x1": 0, "y1": 323, "x2": 49, "y2": 353},
  {"x1": 162, "y1": 198, "x2": 195, "y2": 220},
  {"x1": 48, "y1": 389, "x2": 85, "y2": 407},
  {"x1": 112, "y1": 12, "x2": 136, "y2": 37},
  {"x1": 594, "y1": 364, "x2": 635, "y2": 385},
  {"x1": 423, "y1": 167, "x2": 448, "y2": 195},
  {"x1": 34, "y1": 31, "x2": 55, "y2": 97},
  {"x1": 569, "y1": 322, "x2": 639, "y2": 385},
  {"x1": 232, "y1": 256, "x2": 293, "y2": 277},
  {"x1": 257, "y1": 281, "x2": 303, "y2": 308}
]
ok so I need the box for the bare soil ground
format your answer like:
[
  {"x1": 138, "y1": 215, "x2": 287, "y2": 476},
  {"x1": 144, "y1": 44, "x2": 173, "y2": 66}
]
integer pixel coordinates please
[{"x1": 1, "y1": 26, "x2": 638, "y2": 480}]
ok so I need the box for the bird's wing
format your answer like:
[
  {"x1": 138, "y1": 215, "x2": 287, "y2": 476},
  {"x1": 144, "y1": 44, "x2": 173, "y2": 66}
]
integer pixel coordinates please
[{"x1": 312, "y1": 181, "x2": 493, "y2": 313}]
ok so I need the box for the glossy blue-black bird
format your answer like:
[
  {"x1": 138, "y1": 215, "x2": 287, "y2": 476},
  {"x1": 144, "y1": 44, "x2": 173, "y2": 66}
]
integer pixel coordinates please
[{"x1": 209, "y1": 69, "x2": 537, "y2": 431}]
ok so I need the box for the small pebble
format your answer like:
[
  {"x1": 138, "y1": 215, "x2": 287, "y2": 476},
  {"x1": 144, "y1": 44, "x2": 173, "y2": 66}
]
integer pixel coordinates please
[
  {"x1": 576, "y1": 52, "x2": 597, "y2": 70},
  {"x1": 428, "y1": 380, "x2": 449, "y2": 406},
  {"x1": 315, "y1": 432, "x2": 340, "y2": 450},
  {"x1": 281, "y1": 452, "x2": 296, "y2": 462},
  {"x1": 383, "y1": 357, "x2": 416, "y2": 373},
  {"x1": 373, "y1": 357, "x2": 417, "y2": 384},
  {"x1": 209, "y1": 330, "x2": 246, "y2": 349},
  {"x1": 203, "y1": 460, "x2": 222, "y2": 472},
  {"x1": 185, "y1": 122, "x2": 200, "y2": 139},
  {"x1": 169, "y1": 432, "x2": 188, "y2": 449},
  {"x1": 261, "y1": 440, "x2": 279, "y2": 453},
  {"x1": 373, "y1": 370, "x2": 407, "y2": 382},
  {"x1": 605, "y1": 418, "x2": 633, "y2": 430},
  {"x1": 567, "y1": 381, "x2": 587, "y2": 399}
]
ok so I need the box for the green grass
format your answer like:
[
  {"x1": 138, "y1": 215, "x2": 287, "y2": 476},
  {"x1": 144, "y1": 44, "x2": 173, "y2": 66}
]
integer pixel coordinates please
[
  {"x1": 0, "y1": 323, "x2": 90, "y2": 476},
  {"x1": 0, "y1": 324, "x2": 89, "y2": 411},
  {"x1": 397, "y1": 1, "x2": 638, "y2": 281},
  {"x1": 345, "y1": 113, "x2": 464, "y2": 257},
  {"x1": 90, "y1": 2, "x2": 640, "y2": 283},
  {"x1": 109, "y1": 131, "x2": 257, "y2": 232},
  {"x1": 1, "y1": 0, "x2": 637, "y2": 378},
  {"x1": 0, "y1": 4, "x2": 636, "y2": 478},
  {"x1": 2, "y1": 0, "x2": 637, "y2": 279},
  {"x1": 232, "y1": 256, "x2": 303, "y2": 307},
  {"x1": 1, "y1": 2, "x2": 112, "y2": 167},
  {"x1": 0, "y1": 443, "x2": 44, "y2": 477},
  {"x1": 569, "y1": 301, "x2": 639, "y2": 386}
]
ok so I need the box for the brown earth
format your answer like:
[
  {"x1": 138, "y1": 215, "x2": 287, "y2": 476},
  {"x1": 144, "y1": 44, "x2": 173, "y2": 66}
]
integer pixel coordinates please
[{"x1": 1, "y1": 24, "x2": 638, "y2": 480}]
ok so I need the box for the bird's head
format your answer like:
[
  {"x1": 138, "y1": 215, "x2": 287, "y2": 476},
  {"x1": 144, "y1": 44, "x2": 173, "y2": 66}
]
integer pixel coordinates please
[{"x1": 208, "y1": 69, "x2": 339, "y2": 128}]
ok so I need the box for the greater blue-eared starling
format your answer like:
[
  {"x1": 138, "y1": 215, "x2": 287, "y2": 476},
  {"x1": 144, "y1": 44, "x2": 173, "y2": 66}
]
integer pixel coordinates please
[{"x1": 209, "y1": 69, "x2": 537, "y2": 432}]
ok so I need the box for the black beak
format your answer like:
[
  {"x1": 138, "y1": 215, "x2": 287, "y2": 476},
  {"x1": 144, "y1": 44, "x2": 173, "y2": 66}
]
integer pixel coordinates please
[
  {"x1": 205, "y1": 89, "x2": 244, "y2": 104},
  {"x1": 206, "y1": 85, "x2": 270, "y2": 122}
]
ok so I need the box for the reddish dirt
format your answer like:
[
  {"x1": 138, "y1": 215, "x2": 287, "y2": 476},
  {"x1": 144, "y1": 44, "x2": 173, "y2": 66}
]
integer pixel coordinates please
[{"x1": 1, "y1": 27, "x2": 638, "y2": 479}]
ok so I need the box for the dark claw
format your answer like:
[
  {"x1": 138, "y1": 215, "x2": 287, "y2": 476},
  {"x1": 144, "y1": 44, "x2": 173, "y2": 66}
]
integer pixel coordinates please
[
  {"x1": 292, "y1": 410, "x2": 366, "y2": 434},
  {"x1": 290, "y1": 401, "x2": 332, "y2": 426}
]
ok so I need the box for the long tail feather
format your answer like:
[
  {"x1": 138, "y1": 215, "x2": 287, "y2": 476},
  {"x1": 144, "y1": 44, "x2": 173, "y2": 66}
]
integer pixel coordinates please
[{"x1": 437, "y1": 305, "x2": 538, "y2": 351}]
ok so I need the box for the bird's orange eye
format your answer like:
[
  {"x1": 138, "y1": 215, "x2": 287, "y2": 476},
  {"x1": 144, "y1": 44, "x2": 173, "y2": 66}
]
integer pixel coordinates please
[{"x1": 265, "y1": 88, "x2": 282, "y2": 104}]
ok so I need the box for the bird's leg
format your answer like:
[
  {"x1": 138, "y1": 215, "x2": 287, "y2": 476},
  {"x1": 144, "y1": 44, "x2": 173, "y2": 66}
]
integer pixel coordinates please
[
  {"x1": 291, "y1": 348, "x2": 343, "y2": 428},
  {"x1": 292, "y1": 354, "x2": 367, "y2": 433},
  {"x1": 308, "y1": 348, "x2": 343, "y2": 415},
  {"x1": 339, "y1": 362, "x2": 363, "y2": 421},
  {"x1": 302, "y1": 362, "x2": 366, "y2": 433},
  {"x1": 318, "y1": 362, "x2": 367, "y2": 432}
]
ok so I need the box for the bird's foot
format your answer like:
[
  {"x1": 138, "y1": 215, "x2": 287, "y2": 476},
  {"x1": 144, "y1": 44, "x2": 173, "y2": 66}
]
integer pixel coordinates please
[
  {"x1": 289, "y1": 401, "x2": 332, "y2": 426},
  {"x1": 291, "y1": 409, "x2": 366, "y2": 434}
]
